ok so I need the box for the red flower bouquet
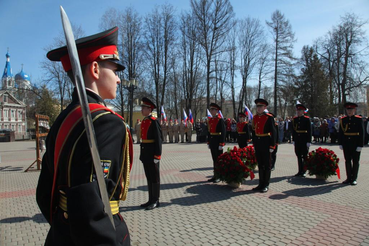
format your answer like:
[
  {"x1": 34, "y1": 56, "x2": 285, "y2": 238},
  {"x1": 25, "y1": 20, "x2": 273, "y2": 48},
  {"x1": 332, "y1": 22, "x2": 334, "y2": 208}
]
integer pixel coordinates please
[
  {"x1": 215, "y1": 146, "x2": 255, "y2": 184},
  {"x1": 305, "y1": 147, "x2": 340, "y2": 180},
  {"x1": 238, "y1": 145, "x2": 258, "y2": 170}
]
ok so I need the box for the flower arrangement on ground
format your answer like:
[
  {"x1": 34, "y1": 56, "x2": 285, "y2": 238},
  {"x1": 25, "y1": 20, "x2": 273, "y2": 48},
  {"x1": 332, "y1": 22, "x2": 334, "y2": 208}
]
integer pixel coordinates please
[
  {"x1": 305, "y1": 147, "x2": 340, "y2": 180},
  {"x1": 215, "y1": 146, "x2": 255, "y2": 185}
]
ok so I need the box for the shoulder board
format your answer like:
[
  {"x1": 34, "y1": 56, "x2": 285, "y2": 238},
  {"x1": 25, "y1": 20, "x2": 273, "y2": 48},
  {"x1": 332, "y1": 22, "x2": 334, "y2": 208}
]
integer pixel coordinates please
[
  {"x1": 342, "y1": 116, "x2": 347, "y2": 119},
  {"x1": 293, "y1": 116, "x2": 298, "y2": 119},
  {"x1": 150, "y1": 116, "x2": 157, "y2": 120},
  {"x1": 354, "y1": 115, "x2": 362, "y2": 119},
  {"x1": 266, "y1": 113, "x2": 273, "y2": 117},
  {"x1": 304, "y1": 115, "x2": 310, "y2": 118}
]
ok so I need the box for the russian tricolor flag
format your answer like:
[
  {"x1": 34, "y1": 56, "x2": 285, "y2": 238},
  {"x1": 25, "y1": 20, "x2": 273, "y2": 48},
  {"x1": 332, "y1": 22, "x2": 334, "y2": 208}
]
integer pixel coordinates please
[{"x1": 244, "y1": 104, "x2": 253, "y2": 120}]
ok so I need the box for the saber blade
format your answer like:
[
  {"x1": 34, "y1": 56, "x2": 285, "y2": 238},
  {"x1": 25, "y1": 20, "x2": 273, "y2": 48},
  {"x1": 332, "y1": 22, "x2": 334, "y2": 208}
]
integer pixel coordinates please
[{"x1": 59, "y1": 6, "x2": 114, "y2": 228}]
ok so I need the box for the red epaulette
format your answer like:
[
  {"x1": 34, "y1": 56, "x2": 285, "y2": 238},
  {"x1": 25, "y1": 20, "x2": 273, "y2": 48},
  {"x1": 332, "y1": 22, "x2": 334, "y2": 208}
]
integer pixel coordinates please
[
  {"x1": 304, "y1": 115, "x2": 310, "y2": 118},
  {"x1": 293, "y1": 116, "x2": 298, "y2": 119},
  {"x1": 341, "y1": 116, "x2": 347, "y2": 119},
  {"x1": 150, "y1": 116, "x2": 157, "y2": 120},
  {"x1": 266, "y1": 113, "x2": 273, "y2": 117},
  {"x1": 354, "y1": 115, "x2": 362, "y2": 118}
]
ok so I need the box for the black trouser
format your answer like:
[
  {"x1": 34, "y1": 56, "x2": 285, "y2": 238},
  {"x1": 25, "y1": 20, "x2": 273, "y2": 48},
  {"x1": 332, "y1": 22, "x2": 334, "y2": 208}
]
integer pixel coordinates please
[
  {"x1": 343, "y1": 145, "x2": 361, "y2": 182},
  {"x1": 271, "y1": 145, "x2": 278, "y2": 169},
  {"x1": 143, "y1": 161, "x2": 160, "y2": 202},
  {"x1": 237, "y1": 134, "x2": 248, "y2": 149},
  {"x1": 294, "y1": 142, "x2": 308, "y2": 174},
  {"x1": 210, "y1": 147, "x2": 223, "y2": 176},
  {"x1": 254, "y1": 140, "x2": 271, "y2": 188}
]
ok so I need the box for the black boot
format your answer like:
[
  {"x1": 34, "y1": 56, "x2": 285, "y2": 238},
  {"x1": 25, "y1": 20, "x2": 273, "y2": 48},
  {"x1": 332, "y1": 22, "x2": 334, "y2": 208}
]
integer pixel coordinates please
[
  {"x1": 146, "y1": 183, "x2": 160, "y2": 210},
  {"x1": 140, "y1": 182, "x2": 152, "y2": 207}
]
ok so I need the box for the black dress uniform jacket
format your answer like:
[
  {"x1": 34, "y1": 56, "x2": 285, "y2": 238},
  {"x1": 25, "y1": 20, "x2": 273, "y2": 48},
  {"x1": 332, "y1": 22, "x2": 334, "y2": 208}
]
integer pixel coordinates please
[
  {"x1": 237, "y1": 121, "x2": 250, "y2": 148},
  {"x1": 36, "y1": 89, "x2": 132, "y2": 246},
  {"x1": 140, "y1": 116, "x2": 162, "y2": 162},
  {"x1": 338, "y1": 115, "x2": 364, "y2": 182}
]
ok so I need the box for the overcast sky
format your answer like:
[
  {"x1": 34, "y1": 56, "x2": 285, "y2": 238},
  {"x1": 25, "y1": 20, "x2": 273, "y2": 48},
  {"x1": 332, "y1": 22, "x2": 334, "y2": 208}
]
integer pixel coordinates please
[{"x1": 1, "y1": 0, "x2": 368, "y2": 85}]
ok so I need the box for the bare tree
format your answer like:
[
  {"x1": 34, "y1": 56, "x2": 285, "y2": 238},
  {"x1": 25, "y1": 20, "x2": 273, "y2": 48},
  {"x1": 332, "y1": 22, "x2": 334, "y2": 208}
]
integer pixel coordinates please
[
  {"x1": 190, "y1": 0, "x2": 235, "y2": 109},
  {"x1": 238, "y1": 17, "x2": 265, "y2": 111},
  {"x1": 255, "y1": 43, "x2": 272, "y2": 98},
  {"x1": 41, "y1": 24, "x2": 85, "y2": 112},
  {"x1": 266, "y1": 10, "x2": 296, "y2": 115},
  {"x1": 144, "y1": 4, "x2": 177, "y2": 109}
]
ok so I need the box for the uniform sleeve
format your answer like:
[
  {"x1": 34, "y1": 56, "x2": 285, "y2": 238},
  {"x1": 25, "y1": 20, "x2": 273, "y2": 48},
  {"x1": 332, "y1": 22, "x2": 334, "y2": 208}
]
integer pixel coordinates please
[
  {"x1": 219, "y1": 118, "x2": 226, "y2": 146},
  {"x1": 359, "y1": 118, "x2": 364, "y2": 147},
  {"x1": 338, "y1": 119, "x2": 343, "y2": 145},
  {"x1": 307, "y1": 117, "x2": 312, "y2": 143},
  {"x1": 154, "y1": 119, "x2": 162, "y2": 160},
  {"x1": 292, "y1": 119, "x2": 296, "y2": 142},
  {"x1": 36, "y1": 152, "x2": 53, "y2": 224},
  {"x1": 269, "y1": 117, "x2": 276, "y2": 148}
]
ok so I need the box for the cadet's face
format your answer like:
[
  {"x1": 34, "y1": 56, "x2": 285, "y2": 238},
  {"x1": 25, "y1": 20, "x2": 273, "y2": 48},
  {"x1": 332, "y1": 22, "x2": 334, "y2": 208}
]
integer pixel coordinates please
[
  {"x1": 97, "y1": 61, "x2": 120, "y2": 100},
  {"x1": 210, "y1": 108, "x2": 218, "y2": 117},
  {"x1": 141, "y1": 106, "x2": 151, "y2": 116},
  {"x1": 256, "y1": 105, "x2": 266, "y2": 114},
  {"x1": 346, "y1": 108, "x2": 355, "y2": 116},
  {"x1": 297, "y1": 109, "x2": 304, "y2": 117}
]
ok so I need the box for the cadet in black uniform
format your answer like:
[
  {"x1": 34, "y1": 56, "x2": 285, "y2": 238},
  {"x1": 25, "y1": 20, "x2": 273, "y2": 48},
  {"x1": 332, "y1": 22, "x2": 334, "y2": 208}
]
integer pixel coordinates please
[
  {"x1": 140, "y1": 97, "x2": 162, "y2": 210},
  {"x1": 338, "y1": 102, "x2": 364, "y2": 185},
  {"x1": 36, "y1": 27, "x2": 133, "y2": 246},
  {"x1": 251, "y1": 99, "x2": 276, "y2": 193},
  {"x1": 207, "y1": 103, "x2": 226, "y2": 183},
  {"x1": 237, "y1": 112, "x2": 250, "y2": 148},
  {"x1": 292, "y1": 104, "x2": 312, "y2": 177}
]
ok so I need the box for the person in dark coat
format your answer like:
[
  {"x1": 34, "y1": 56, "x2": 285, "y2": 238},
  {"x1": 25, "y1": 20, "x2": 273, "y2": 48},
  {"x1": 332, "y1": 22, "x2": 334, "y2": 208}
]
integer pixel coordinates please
[
  {"x1": 139, "y1": 97, "x2": 163, "y2": 209},
  {"x1": 36, "y1": 27, "x2": 133, "y2": 246},
  {"x1": 338, "y1": 102, "x2": 364, "y2": 185},
  {"x1": 237, "y1": 112, "x2": 249, "y2": 148},
  {"x1": 207, "y1": 103, "x2": 226, "y2": 183},
  {"x1": 251, "y1": 99, "x2": 276, "y2": 193},
  {"x1": 292, "y1": 103, "x2": 312, "y2": 177}
]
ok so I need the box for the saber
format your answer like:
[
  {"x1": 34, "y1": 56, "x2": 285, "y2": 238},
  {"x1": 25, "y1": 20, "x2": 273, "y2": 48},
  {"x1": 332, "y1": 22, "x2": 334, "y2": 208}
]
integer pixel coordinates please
[{"x1": 59, "y1": 6, "x2": 115, "y2": 228}]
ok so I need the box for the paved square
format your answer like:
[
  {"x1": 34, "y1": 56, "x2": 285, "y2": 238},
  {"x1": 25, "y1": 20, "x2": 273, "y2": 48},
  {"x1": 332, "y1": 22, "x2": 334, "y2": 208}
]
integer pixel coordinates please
[{"x1": 1, "y1": 140, "x2": 368, "y2": 245}]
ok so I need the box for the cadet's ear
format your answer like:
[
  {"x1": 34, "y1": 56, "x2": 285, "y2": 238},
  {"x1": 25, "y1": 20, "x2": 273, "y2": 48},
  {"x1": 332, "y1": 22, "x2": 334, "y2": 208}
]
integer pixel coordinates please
[{"x1": 89, "y1": 61, "x2": 100, "y2": 80}]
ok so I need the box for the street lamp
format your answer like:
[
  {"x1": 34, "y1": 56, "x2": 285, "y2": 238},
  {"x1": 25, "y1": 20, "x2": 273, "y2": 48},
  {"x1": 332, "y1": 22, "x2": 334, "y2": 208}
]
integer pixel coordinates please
[{"x1": 122, "y1": 78, "x2": 138, "y2": 131}]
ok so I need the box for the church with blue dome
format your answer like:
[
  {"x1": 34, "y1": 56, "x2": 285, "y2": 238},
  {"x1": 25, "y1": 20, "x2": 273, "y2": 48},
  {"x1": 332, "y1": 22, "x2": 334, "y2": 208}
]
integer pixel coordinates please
[{"x1": 1, "y1": 50, "x2": 29, "y2": 140}]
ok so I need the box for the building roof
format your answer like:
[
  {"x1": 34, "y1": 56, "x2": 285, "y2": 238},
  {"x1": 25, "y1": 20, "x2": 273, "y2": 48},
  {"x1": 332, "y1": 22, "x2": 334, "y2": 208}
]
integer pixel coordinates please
[{"x1": 2, "y1": 52, "x2": 13, "y2": 79}]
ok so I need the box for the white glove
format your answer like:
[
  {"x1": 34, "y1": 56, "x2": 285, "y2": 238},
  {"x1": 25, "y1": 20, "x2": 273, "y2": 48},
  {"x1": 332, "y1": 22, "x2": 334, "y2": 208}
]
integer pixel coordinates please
[
  {"x1": 356, "y1": 147, "x2": 362, "y2": 152},
  {"x1": 306, "y1": 143, "x2": 311, "y2": 148},
  {"x1": 269, "y1": 148, "x2": 274, "y2": 153},
  {"x1": 154, "y1": 159, "x2": 160, "y2": 164},
  {"x1": 339, "y1": 145, "x2": 343, "y2": 150},
  {"x1": 218, "y1": 146, "x2": 223, "y2": 151}
]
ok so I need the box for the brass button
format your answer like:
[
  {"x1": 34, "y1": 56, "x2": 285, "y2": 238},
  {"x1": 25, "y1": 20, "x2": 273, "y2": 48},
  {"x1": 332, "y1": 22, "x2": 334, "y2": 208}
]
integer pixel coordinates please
[{"x1": 64, "y1": 212, "x2": 68, "y2": 219}]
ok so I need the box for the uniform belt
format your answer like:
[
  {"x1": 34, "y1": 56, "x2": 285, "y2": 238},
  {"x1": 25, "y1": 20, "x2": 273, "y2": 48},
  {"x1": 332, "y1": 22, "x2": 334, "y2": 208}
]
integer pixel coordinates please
[
  {"x1": 296, "y1": 130, "x2": 308, "y2": 133},
  {"x1": 59, "y1": 193, "x2": 119, "y2": 215},
  {"x1": 238, "y1": 132, "x2": 247, "y2": 134},
  {"x1": 210, "y1": 132, "x2": 222, "y2": 135},
  {"x1": 344, "y1": 132, "x2": 359, "y2": 136},
  {"x1": 142, "y1": 139, "x2": 155, "y2": 143},
  {"x1": 255, "y1": 133, "x2": 271, "y2": 137}
]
